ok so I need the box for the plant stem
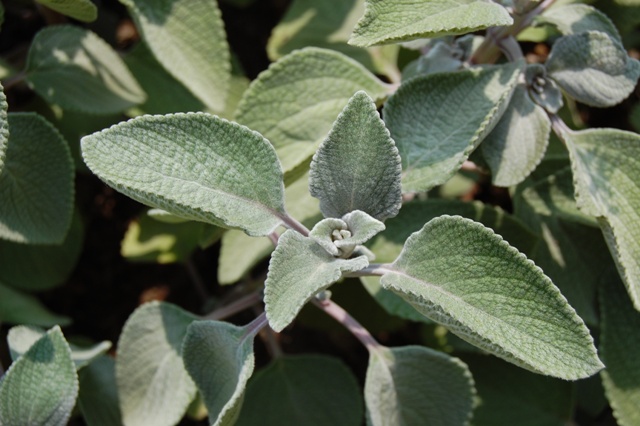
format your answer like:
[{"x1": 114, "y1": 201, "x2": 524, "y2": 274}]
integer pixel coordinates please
[
  {"x1": 1, "y1": 71, "x2": 26, "y2": 91},
  {"x1": 204, "y1": 290, "x2": 263, "y2": 321},
  {"x1": 243, "y1": 312, "x2": 269, "y2": 338},
  {"x1": 312, "y1": 298, "x2": 382, "y2": 352},
  {"x1": 549, "y1": 114, "x2": 573, "y2": 144},
  {"x1": 280, "y1": 213, "x2": 310, "y2": 236},
  {"x1": 344, "y1": 263, "x2": 391, "y2": 278},
  {"x1": 185, "y1": 258, "x2": 209, "y2": 300},
  {"x1": 268, "y1": 231, "x2": 279, "y2": 247},
  {"x1": 253, "y1": 306, "x2": 284, "y2": 358}
]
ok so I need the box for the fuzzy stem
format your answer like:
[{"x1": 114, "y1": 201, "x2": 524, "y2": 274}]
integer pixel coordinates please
[
  {"x1": 243, "y1": 312, "x2": 269, "y2": 338},
  {"x1": 268, "y1": 231, "x2": 279, "y2": 247},
  {"x1": 204, "y1": 290, "x2": 263, "y2": 321},
  {"x1": 344, "y1": 263, "x2": 392, "y2": 278},
  {"x1": 185, "y1": 259, "x2": 209, "y2": 300},
  {"x1": 280, "y1": 213, "x2": 310, "y2": 237},
  {"x1": 549, "y1": 114, "x2": 573, "y2": 144}
]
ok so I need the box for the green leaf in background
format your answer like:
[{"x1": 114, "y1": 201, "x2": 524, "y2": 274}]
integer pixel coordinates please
[
  {"x1": 384, "y1": 61, "x2": 521, "y2": 193},
  {"x1": 121, "y1": 0, "x2": 230, "y2": 112},
  {"x1": 236, "y1": 355, "x2": 363, "y2": 426},
  {"x1": 349, "y1": 0, "x2": 512, "y2": 47},
  {"x1": 0, "y1": 282, "x2": 71, "y2": 327},
  {"x1": 7, "y1": 325, "x2": 111, "y2": 370},
  {"x1": 182, "y1": 319, "x2": 259, "y2": 426},
  {"x1": 0, "y1": 84, "x2": 7, "y2": 174},
  {"x1": 78, "y1": 356, "x2": 123, "y2": 426},
  {"x1": 538, "y1": 4, "x2": 621, "y2": 42},
  {"x1": 0, "y1": 113, "x2": 73, "y2": 244},
  {"x1": 25, "y1": 25, "x2": 145, "y2": 114},
  {"x1": 0, "y1": 326, "x2": 78, "y2": 426},
  {"x1": 401, "y1": 39, "x2": 464, "y2": 80},
  {"x1": 0, "y1": 208, "x2": 82, "y2": 291},
  {"x1": 564, "y1": 128, "x2": 640, "y2": 311},
  {"x1": 115, "y1": 301, "x2": 198, "y2": 426},
  {"x1": 365, "y1": 345, "x2": 475, "y2": 426},
  {"x1": 381, "y1": 215, "x2": 603, "y2": 379},
  {"x1": 546, "y1": 31, "x2": 640, "y2": 107},
  {"x1": 480, "y1": 84, "x2": 551, "y2": 187},
  {"x1": 82, "y1": 113, "x2": 287, "y2": 237},
  {"x1": 600, "y1": 271, "x2": 640, "y2": 426},
  {"x1": 265, "y1": 230, "x2": 369, "y2": 332},
  {"x1": 463, "y1": 355, "x2": 573, "y2": 426},
  {"x1": 235, "y1": 48, "x2": 389, "y2": 182},
  {"x1": 36, "y1": 0, "x2": 98, "y2": 22},
  {"x1": 309, "y1": 91, "x2": 401, "y2": 220}
]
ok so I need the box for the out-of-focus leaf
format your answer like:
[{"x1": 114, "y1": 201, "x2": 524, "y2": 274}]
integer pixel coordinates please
[
  {"x1": 0, "y1": 282, "x2": 71, "y2": 327},
  {"x1": 36, "y1": 0, "x2": 98, "y2": 22}
]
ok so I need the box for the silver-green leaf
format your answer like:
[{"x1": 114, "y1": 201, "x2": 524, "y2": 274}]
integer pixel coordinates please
[
  {"x1": 538, "y1": 4, "x2": 621, "y2": 42},
  {"x1": 78, "y1": 356, "x2": 123, "y2": 426},
  {"x1": 36, "y1": 0, "x2": 98, "y2": 22},
  {"x1": 82, "y1": 113, "x2": 287, "y2": 237},
  {"x1": 380, "y1": 215, "x2": 603, "y2": 379}
]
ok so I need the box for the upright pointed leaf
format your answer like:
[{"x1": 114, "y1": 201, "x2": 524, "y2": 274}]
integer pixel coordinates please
[
  {"x1": 0, "y1": 326, "x2": 78, "y2": 426},
  {"x1": 78, "y1": 356, "x2": 123, "y2": 426},
  {"x1": 365, "y1": 345, "x2": 474, "y2": 426},
  {"x1": 309, "y1": 91, "x2": 401, "y2": 220},
  {"x1": 564, "y1": 128, "x2": 640, "y2": 311},
  {"x1": 26, "y1": 26, "x2": 145, "y2": 114},
  {"x1": 384, "y1": 62, "x2": 522, "y2": 192},
  {"x1": 380, "y1": 215, "x2": 603, "y2": 379},
  {"x1": 349, "y1": 0, "x2": 512, "y2": 47},
  {"x1": 116, "y1": 302, "x2": 198, "y2": 426},
  {"x1": 182, "y1": 319, "x2": 259, "y2": 426},
  {"x1": 36, "y1": 0, "x2": 98, "y2": 22},
  {"x1": 82, "y1": 113, "x2": 286, "y2": 237},
  {"x1": 0, "y1": 282, "x2": 71, "y2": 327},
  {"x1": 121, "y1": 0, "x2": 230, "y2": 112}
]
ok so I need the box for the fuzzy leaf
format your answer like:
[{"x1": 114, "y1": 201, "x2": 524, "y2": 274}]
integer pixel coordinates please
[
  {"x1": 25, "y1": 25, "x2": 145, "y2": 114},
  {"x1": 600, "y1": 271, "x2": 640, "y2": 426},
  {"x1": 309, "y1": 91, "x2": 401, "y2": 220},
  {"x1": 0, "y1": 282, "x2": 71, "y2": 327},
  {"x1": 539, "y1": 4, "x2": 621, "y2": 42},
  {"x1": 564, "y1": 128, "x2": 640, "y2": 311},
  {"x1": 116, "y1": 301, "x2": 198, "y2": 426},
  {"x1": 0, "y1": 113, "x2": 73, "y2": 244},
  {"x1": 524, "y1": 64, "x2": 564, "y2": 114},
  {"x1": 365, "y1": 345, "x2": 475, "y2": 426},
  {"x1": 310, "y1": 211, "x2": 385, "y2": 257},
  {"x1": 481, "y1": 84, "x2": 551, "y2": 187},
  {"x1": 82, "y1": 113, "x2": 286, "y2": 237},
  {"x1": 380, "y1": 215, "x2": 603, "y2": 379},
  {"x1": 265, "y1": 230, "x2": 369, "y2": 332},
  {"x1": 182, "y1": 319, "x2": 258, "y2": 426},
  {"x1": 235, "y1": 48, "x2": 388, "y2": 181},
  {"x1": 121, "y1": 0, "x2": 230, "y2": 112},
  {"x1": 36, "y1": 0, "x2": 97, "y2": 22},
  {"x1": 547, "y1": 31, "x2": 640, "y2": 107},
  {"x1": 78, "y1": 356, "x2": 123, "y2": 426},
  {"x1": 0, "y1": 326, "x2": 78, "y2": 426},
  {"x1": 349, "y1": 0, "x2": 512, "y2": 47},
  {"x1": 384, "y1": 62, "x2": 522, "y2": 192},
  {"x1": 236, "y1": 355, "x2": 363, "y2": 426},
  {"x1": 0, "y1": 84, "x2": 7, "y2": 174}
]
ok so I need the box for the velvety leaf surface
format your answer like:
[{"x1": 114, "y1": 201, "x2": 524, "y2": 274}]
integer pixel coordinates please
[
  {"x1": 380, "y1": 215, "x2": 603, "y2": 379},
  {"x1": 121, "y1": 0, "x2": 230, "y2": 112},
  {"x1": 0, "y1": 84, "x2": 7, "y2": 174},
  {"x1": 265, "y1": 230, "x2": 369, "y2": 332},
  {"x1": 0, "y1": 113, "x2": 73, "y2": 244},
  {"x1": 235, "y1": 48, "x2": 388, "y2": 181},
  {"x1": 600, "y1": 272, "x2": 640, "y2": 426},
  {"x1": 365, "y1": 345, "x2": 474, "y2": 426},
  {"x1": 310, "y1": 211, "x2": 384, "y2": 257},
  {"x1": 539, "y1": 4, "x2": 621, "y2": 41},
  {"x1": 547, "y1": 31, "x2": 640, "y2": 107},
  {"x1": 26, "y1": 25, "x2": 145, "y2": 114},
  {"x1": 0, "y1": 326, "x2": 78, "y2": 426},
  {"x1": 182, "y1": 319, "x2": 259, "y2": 426},
  {"x1": 564, "y1": 128, "x2": 640, "y2": 311},
  {"x1": 78, "y1": 356, "x2": 123, "y2": 426},
  {"x1": 480, "y1": 84, "x2": 551, "y2": 187},
  {"x1": 384, "y1": 62, "x2": 521, "y2": 192},
  {"x1": 116, "y1": 301, "x2": 198, "y2": 426},
  {"x1": 309, "y1": 91, "x2": 401, "y2": 220},
  {"x1": 0, "y1": 282, "x2": 71, "y2": 327},
  {"x1": 36, "y1": 0, "x2": 98, "y2": 22},
  {"x1": 236, "y1": 355, "x2": 363, "y2": 426},
  {"x1": 349, "y1": 0, "x2": 512, "y2": 47},
  {"x1": 82, "y1": 112, "x2": 286, "y2": 237}
]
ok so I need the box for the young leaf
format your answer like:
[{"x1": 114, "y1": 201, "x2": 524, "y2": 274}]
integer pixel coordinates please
[
  {"x1": 600, "y1": 271, "x2": 640, "y2": 426},
  {"x1": 310, "y1": 211, "x2": 385, "y2": 257},
  {"x1": 480, "y1": 84, "x2": 551, "y2": 187},
  {"x1": 0, "y1": 113, "x2": 74, "y2": 244},
  {"x1": 349, "y1": 0, "x2": 512, "y2": 47},
  {"x1": 235, "y1": 48, "x2": 389, "y2": 181},
  {"x1": 0, "y1": 84, "x2": 7, "y2": 174},
  {"x1": 0, "y1": 326, "x2": 78, "y2": 426},
  {"x1": 564, "y1": 128, "x2": 640, "y2": 311},
  {"x1": 236, "y1": 355, "x2": 363, "y2": 426},
  {"x1": 121, "y1": 0, "x2": 230, "y2": 112},
  {"x1": 25, "y1": 25, "x2": 145, "y2": 114},
  {"x1": 365, "y1": 345, "x2": 475, "y2": 426},
  {"x1": 380, "y1": 215, "x2": 603, "y2": 379},
  {"x1": 265, "y1": 230, "x2": 369, "y2": 332},
  {"x1": 35, "y1": 0, "x2": 98, "y2": 22},
  {"x1": 78, "y1": 356, "x2": 123, "y2": 426},
  {"x1": 384, "y1": 61, "x2": 522, "y2": 193},
  {"x1": 81, "y1": 112, "x2": 287, "y2": 237},
  {"x1": 0, "y1": 282, "x2": 71, "y2": 327},
  {"x1": 116, "y1": 301, "x2": 198, "y2": 426},
  {"x1": 538, "y1": 4, "x2": 621, "y2": 42},
  {"x1": 546, "y1": 31, "x2": 640, "y2": 107},
  {"x1": 309, "y1": 91, "x2": 402, "y2": 220},
  {"x1": 182, "y1": 319, "x2": 259, "y2": 426}
]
